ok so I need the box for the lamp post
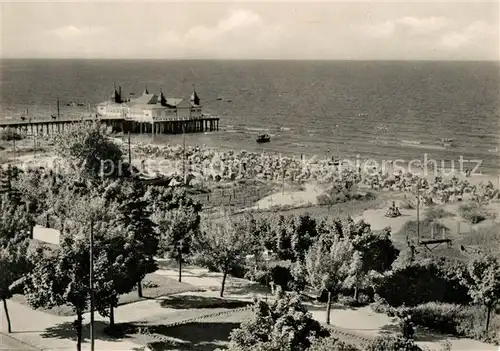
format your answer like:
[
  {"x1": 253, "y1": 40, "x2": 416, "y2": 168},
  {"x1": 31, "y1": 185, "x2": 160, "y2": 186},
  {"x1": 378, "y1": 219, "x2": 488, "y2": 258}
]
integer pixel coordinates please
[
  {"x1": 263, "y1": 250, "x2": 272, "y2": 302},
  {"x1": 175, "y1": 239, "x2": 185, "y2": 283},
  {"x1": 89, "y1": 218, "x2": 95, "y2": 351}
]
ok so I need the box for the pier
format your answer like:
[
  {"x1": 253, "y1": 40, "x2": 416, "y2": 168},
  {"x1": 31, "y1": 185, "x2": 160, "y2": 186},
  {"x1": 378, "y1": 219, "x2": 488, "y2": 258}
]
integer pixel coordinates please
[{"x1": 0, "y1": 115, "x2": 220, "y2": 136}]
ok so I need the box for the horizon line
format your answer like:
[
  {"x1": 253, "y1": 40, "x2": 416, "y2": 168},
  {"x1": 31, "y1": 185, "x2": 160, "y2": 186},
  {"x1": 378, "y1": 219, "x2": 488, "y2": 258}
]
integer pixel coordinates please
[{"x1": 2, "y1": 57, "x2": 499, "y2": 62}]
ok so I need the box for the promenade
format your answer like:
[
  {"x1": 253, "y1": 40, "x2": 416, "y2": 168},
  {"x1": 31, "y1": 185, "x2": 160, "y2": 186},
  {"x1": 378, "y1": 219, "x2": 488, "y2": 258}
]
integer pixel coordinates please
[{"x1": 2, "y1": 264, "x2": 497, "y2": 351}]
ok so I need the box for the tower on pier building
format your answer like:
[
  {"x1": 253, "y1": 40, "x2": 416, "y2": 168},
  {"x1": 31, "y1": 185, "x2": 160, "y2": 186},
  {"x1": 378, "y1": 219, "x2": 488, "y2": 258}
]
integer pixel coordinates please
[{"x1": 97, "y1": 85, "x2": 203, "y2": 121}]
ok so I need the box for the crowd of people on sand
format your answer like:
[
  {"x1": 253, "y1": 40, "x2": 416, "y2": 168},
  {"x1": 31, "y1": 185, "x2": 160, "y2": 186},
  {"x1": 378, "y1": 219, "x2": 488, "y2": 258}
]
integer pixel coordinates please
[{"x1": 127, "y1": 142, "x2": 500, "y2": 205}]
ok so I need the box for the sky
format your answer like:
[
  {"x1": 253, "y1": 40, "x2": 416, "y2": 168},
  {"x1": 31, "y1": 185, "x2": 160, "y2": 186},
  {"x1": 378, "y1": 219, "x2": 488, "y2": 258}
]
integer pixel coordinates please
[{"x1": 1, "y1": 1, "x2": 498, "y2": 60}]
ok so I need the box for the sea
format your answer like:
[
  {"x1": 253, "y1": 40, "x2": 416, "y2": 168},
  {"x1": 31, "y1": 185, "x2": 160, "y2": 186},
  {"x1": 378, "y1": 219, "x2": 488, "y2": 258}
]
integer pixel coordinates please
[{"x1": 1, "y1": 59, "x2": 499, "y2": 174}]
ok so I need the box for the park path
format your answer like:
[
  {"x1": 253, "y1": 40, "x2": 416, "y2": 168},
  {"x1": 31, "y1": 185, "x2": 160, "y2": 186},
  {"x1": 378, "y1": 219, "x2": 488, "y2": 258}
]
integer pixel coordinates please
[
  {"x1": 157, "y1": 266, "x2": 499, "y2": 351},
  {"x1": 0, "y1": 296, "x2": 201, "y2": 350},
  {"x1": 2, "y1": 265, "x2": 498, "y2": 351}
]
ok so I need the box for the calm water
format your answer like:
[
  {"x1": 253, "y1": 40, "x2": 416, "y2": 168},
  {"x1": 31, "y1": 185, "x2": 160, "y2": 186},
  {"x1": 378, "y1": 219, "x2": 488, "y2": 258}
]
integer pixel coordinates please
[{"x1": 1, "y1": 59, "x2": 499, "y2": 173}]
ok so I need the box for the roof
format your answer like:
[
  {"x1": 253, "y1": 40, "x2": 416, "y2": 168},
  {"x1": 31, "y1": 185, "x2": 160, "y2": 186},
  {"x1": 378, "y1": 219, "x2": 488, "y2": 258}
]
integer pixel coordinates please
[
  {"x1": 128, "y1": 103, "x2": 169, "y2": 110},
  {"x1": 97, "y1": 96, "x2": 195, "y2": 109},
  {"x1": 130, "y1": 94, "x2": 158, "y2": 105},
  {"x1": 97, "y1": 101, "x2": 124, "y2": 107},
  {"x1": 166, "y1": 98, "x2": 184, "y2": 106}
]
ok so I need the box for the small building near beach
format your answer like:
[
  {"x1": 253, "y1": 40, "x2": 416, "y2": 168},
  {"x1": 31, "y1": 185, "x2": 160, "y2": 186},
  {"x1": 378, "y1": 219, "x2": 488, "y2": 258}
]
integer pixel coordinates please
[{"x1": 97, "y1": 85, "x2": 203, "y2": 121}]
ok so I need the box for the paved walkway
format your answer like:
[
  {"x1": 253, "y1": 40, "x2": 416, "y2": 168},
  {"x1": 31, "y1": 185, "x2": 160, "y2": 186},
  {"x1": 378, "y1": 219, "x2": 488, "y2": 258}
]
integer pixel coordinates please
[
  {"x1": 157, "y1": 266, "x2": 499, "y2": 351},
  {"x1": 2, "y1": 265, "x2": 498, "y2": 351}
]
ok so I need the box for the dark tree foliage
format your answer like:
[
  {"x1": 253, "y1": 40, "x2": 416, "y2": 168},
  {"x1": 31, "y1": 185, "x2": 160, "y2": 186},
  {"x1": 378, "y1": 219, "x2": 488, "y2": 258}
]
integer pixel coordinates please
[
  {"x1": 53, "y1": 121, "x2": 123, "y2": 179},
  {"x1": 227, "y1": 290, "x2": 329, "y2": 351},
  {"x1": 0, "y1": 240, "x2": 32, "y2": 333},
  {"x1": 0, "y1": 194, "x2": 32, "y2": 247},
  {"x1": 25, "y1": 237, "x2": 90, "y2": 351},
  {"x1": 351, "y1": 228, "x2": 399, "y2": 274},
  {"x1": 116, "y1": 181, "x2": 158, "y2": 295},
  {"x1": 373, "y1": 258, "x2": 471, "y2": 307},
  {"x1": 263, "y1": 213, "x2": 318, "y2": 262}
]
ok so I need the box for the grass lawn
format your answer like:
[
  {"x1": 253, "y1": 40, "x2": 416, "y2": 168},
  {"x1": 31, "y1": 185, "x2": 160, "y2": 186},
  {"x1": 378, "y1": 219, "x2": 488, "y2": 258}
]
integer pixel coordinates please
[
  {"x1": 193, "y1": 180, "x2": 277, "y2": 212},
  {"x1": 227, "y1": 196, "x2": 385, "y2": 222},
  {"x1": 12, "y1": 272, "x2": 201, "y2": 316},
  {"x1": 123, "y1": 309, "x2": 251, "y2": 351}
]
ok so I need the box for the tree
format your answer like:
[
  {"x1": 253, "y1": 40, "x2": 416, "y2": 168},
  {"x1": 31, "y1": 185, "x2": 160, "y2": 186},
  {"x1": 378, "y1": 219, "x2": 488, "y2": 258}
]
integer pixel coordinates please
[
  {"x1": 53, "y1": 122, "x2": 123, "y2": 179},
  {"x1": 195, "y1": 215, "x2": 254, "y2": 297},
  {"x1": 227, "y1": 290, "x2": 329, "y2": 351},
  {"x1": 343, "y1": 251, "x2": 365, "y2": 301},
  {"x1": 351, "y1": 228, "x2": 399, "y2": 274},
  {"x1": 309, "y1": 336, "x2": 360, "y2": 351},
  {"x1": 460, "y1": 253, "x2": 500, "y2": 337},
  {"x1": 264, "y1": 214, "x2": 318, "y2": 262},
  {"x1": 0, "y1": 194, "x2": 31, "y2": 247},
  {"x1": 67, "y1": 193, "x2": 135, "y2": 328},
  {"x1": 150, "y1": 186, "x2": 201, "y2": 282},
  {"x1": 364, "y1": 335, "x2": 422, "y2": 351},
  {"x1": 24, "y1": 236, "x2": 90, "y2": 351},
  {"x1": 0, "y1": 240, "x2": 31, "y2": 333},
  {"x1": 116, "y1": 182, "x2": 158, "y2": 297},
  {"x1": 306, "y1": 235, "x2": 353, "y2": 324}
]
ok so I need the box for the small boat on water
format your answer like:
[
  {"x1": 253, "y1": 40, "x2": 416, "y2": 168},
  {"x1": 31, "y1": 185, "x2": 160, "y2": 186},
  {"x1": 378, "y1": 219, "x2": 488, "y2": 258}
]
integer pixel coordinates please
[
  {"x1": 256, "y1": 134, "x2": 271, "y2": 143},
  {"x1": 442, "y1": 138, "x2": 454, "y2": 147}
]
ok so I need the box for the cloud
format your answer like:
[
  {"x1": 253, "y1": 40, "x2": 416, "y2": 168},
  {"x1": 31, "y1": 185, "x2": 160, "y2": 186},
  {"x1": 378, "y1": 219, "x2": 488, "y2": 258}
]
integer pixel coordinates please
[
  {"x1": 360, "y1": 16, "x2": 452, "y2": 38},
  {"x1": 52, "y1": 25, "x2": 103, "y2": 40},
  {"x1": 154, "y1": 10, "x2": 283, "y2": 58},
  {"x1": 439, "y1": 21, "x2": 496, "y2": 49},
  {"x1": 362, "y1": 20, "x2": 396, "y2": 38},
  {"x1": 395, "y1": 16, "x2": 451, "y2": 34}
]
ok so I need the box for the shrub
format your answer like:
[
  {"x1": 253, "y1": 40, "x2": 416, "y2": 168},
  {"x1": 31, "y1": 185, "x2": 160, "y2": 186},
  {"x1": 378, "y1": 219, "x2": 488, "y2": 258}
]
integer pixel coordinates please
[
  {"x1": 337, "y1": 295, "x2": 360, "y2": 308},
  {"x1": 309, "y1": 336, "x2": 360, "y2": 351},
  {"x1": 370, "y1": 295, "x2": 393, "y2": 315},
  {"x1": 459, "y1": 203, "x2": 488, "y2": 224},
  {"x1": 141, "y1": 280, "x2": 159, "y2": 289},
  {"x1": 316, "y1": 187, "x2": 376, "y2": 206},
  {"x1": 227, "y1": 291, "x2": 329, "y2": 351},
  {"x1": 409, "y1": 302, "x2": 500, "y2": 344},
  {"x1": 399, "y1": 218, "x2": 449, "y2": 240},
  {"x1": 399, "y1": 200, "x2": 415, "y2": 210},
  {"x1": 461, "y1": 224, "x2": 500, "y2": 248},
  {"x1": 425, "y1": 207, "x2": 454, "y2": 220},
  {"x1": 0, "y1": 128, "x2": 23, "y2": 141},
  {"x1": 358, "y1": 292, "x2": 372, "y2": 305},
  {"x1": 410, "y1": 302, "x2": 466, "y2": 335},
  {"x1": 373, "y1": 259, "x2": 470, "y2": 307},
  {"x1": 364, "y1": 335, "x2": 422, "y2": 351}
]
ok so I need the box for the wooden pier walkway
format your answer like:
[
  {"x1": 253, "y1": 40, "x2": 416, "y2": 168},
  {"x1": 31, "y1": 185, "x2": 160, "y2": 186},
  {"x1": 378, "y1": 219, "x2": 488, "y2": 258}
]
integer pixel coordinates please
[{"x1": 0, "y1": 115, "x2": 220, "y2": 135}]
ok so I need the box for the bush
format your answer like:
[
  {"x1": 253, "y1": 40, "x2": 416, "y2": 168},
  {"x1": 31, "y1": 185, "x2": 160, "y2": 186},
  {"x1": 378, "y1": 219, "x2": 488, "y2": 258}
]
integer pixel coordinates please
[
  {"x1": 316, "y1": 187, "x2": 376, "y2": 206},
  {"x1": 373, "y1": 259, "x2": 470, "y2": 307},
  {"x1": 410, "y1": 302, "x2": 465, "y2": 335},
  {"x1": 227, "y1": 291, "x2": 329, "y2": 351},
  {"x1": 337, "y1": 295, "x2": 360, "y2": 308},
  {"x1": 399, "y1": 200, "x2": 415, "y2": 210},
  {"x1": 0, "y1": 128, "x2": 23, "y2": 141},
  {"x1": 364, "y1": 335, "x2": 422, "y2": 351},
  {"x1": 309, "y1": 336, "x2": 360, "y2": 351},
  {"x1": 370, "y1": 295, "x2": 393, "y2": 315},
  {"x1": 409, "y1": 302, "x2": 500, "y2": 344},
  {"x1": 461, "y1": 224, "x2": 500, "y2": 248},
  {"x1": 358, "y1": 292, "x2": 372, "y2": 305},
  {"x1": 399, "y1": 219, "x2": 449, "y2": 240},
  {"x1": 459, "y1": 203, "x2": 488, "y2": 224},
  {"x1": 425, "y1": 207, "x2": 454, "y2": 220}
]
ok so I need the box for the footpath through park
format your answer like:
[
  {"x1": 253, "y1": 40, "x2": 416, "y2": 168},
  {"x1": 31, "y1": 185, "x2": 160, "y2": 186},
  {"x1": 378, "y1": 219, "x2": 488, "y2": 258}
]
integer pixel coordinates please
[{"x1": 1, "y1": 265, "x2": 498, "y2": 351}]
